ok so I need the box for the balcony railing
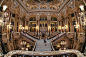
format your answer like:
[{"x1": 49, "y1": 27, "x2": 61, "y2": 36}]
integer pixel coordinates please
[
  {"x1": 29, "y1": 24, "x2": 36, "y2": 27},
  {"x1": 51, "y1": 24, "x2": 57, "y2": 27},
  {"x1": 40, "y1": 24, "x2": 47, "y2": 27},
  {"x1": 40, "y1": 18, "x2": 47, "y2": 21},
  {"x1": 4, "y1": 49, "x2": 84, "y2": 57}
]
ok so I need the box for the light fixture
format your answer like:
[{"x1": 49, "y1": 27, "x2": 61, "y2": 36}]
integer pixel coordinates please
[
  {"x1": 48, "y1": 26, "x2": 51, "y2": 29},
  {"x1": 19, "y1": 25, "x2": 22, "y2": 29},
  {"x1": 0, "y1": 20, "x2": 3, "y2": 22},
  {"x1": 65, "y1": 25, "x2": 68, "y2": 29},
  {"x1": 79, "y1": 5, "x2": 84, "y2": 11},
  {"x1": 58, "y1": 26, "x2": 61, "y2": 29},
  {"x1": 36, "y1": 26, "x2": 38, "y2": 29},
  {"x1": 57, "y1": 43, "x2": 60, "y2": 48},
  {"x1": 25, "y1": 26, "x2": 28, "y2": 30},
  {"x1": 3, "y1": 5, "x2": 7, "y2": 11},
  {"x1": 27, "y1": 43, "x2": 30, "y2": 48},
  {"x1": 75, "y1": 24, "x2": 79, "y2": 28},
  {"x1": 36, "y1": 26, "x2": 39, "y2": 36}
]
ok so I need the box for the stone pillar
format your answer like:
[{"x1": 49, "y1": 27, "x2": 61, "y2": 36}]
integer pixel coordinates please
[
  {"x1": 25, "y1": 20, "x2": 26, "y2": 32},
  {"x1": 57, "y1": 20, "x2": 58, "y2": 32},
  {"x1": 25, "y1": 20, "x2": 26, "y2": 26},
  {"x1": 14, "y1": 15, "x2": 17, "y2": 32},
  {"x1": 18, "y1": 17, "x2": 21, "y2": 32},
  {"x1": 64, "y1": 17, "x2": 68, "y2": 32},
  {"x1": 58, "y1": 21, "x2": 59, "y2": 32},
  {"x1": 28, "y1": 17, "x2": 30, "y2": 32},
  {"x1": 60, "y1": 21, "x2": 62, "y2": 33},
  {"x1": 69, "y1": 15, "x2": 74, "y2": 32},
  {"x1": 47, "y1": 20, "x2": 49, "y2": 32},
  {"x1": 8, "y1": 12, "x2": 12, "y2": 33},
  {"x1": 66, "y1": 17, "x2": 69, "y2": 32},
  {"x1": 28, "y1": 20, "x2": 30, "y2": 32},
  {"x1": 47, "y1": 16, "x2": 51, "y2": 35},
  {"x1": 36, "y1": 16, "x2": 40, "y2": 36}
]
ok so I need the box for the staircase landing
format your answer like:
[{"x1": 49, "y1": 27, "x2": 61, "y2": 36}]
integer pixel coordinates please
[{"x1": 35, "y1": 39, "x2": 52, "y2": 51}]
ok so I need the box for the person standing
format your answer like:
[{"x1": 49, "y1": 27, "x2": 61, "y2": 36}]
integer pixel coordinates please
[
  {"x1": 25, "y1": 32, "x2": 26, "y2": 35},
  {"x1": 44, "y1": 38, "x2": 46, "y2": 46},
  {"x1": 58, "y1": 34, "x2": 59, "y2": 37}
]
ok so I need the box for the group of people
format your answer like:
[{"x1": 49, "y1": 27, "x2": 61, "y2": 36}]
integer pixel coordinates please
[{"x1": 23, "y1": 31, "x2": 26, "y2": 35}]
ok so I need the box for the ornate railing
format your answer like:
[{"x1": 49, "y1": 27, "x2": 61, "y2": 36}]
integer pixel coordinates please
[
  {"x1": 27, "y1": 33, "x2": 39, "y2": 40},
  {"x1": 21, "y1": 33, "x2": 36, "y2": 42},
  {"x1": 53, "y1": 33, "x2": 66, "y2": 42},
  {"x1": 4, "y1": 49, "x2": 85, "y2": 57}
]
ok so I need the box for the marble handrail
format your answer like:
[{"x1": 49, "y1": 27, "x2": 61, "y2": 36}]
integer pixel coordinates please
[
  {"x1": 21, "y1": 33, "x2": 36, "y2": 42},
  {"x1": 4, "y1": 49, "x2": 85, "y2": 57},
  {"x1": 53, "y1": 33, "x2": 66, "y2": 42}
]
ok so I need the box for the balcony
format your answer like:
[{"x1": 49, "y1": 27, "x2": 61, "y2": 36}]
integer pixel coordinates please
[
  {"x1": 29, "y1": 19, "x2": 36, "y2": 21},
  {"x1": 29, "y1": 24, "x2": 36, "y2": 27},
  {"x1": 40, "y1": 24, "x2": 47, "y2": 27},
  {"x1": 4, "y1": 50, "x2": 84, "y2": 57},
  {"x1": 51, "y1": 19, "x2": 57, "y2": 21},
  {"x1": 40, "y1": 18, "x2": 47, "y2": 21},
  {"x1": 51, "y1": 24, "x2": 57, "y2": 27}
]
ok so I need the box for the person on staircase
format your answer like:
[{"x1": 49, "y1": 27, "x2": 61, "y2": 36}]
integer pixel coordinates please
[{"x1": 44, "y1": 38, "x2": 47, "y2": 46}]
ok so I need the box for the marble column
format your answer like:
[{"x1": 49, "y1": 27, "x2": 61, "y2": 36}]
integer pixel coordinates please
[
  {"x1": 47, "y1": 16, "x2": 51, "y2": 35},
  {"x1": 14, "y1": 15, "x2": 17, "y2": 32},
  {"x1": 28, "y1": 20, "x2": 30, "y2": 32},
  {"x1": 66, "y1": 17, "x2": 69, "y2": 32},
  {"x1": 58, "y1": 21, "x2": 59, "y2": 32},
  {"x1": 25, "y1": 20, "x2": 26, "y2": 32},
  {"x1": 60, "y1": 21, "x2": 62, "y2": 33},
  {"x1": 18, "y1": 17, "x2": 21, "y2": 32},
  {"x1": 36, "y1": 16, "x2": 40, "y2": 36},
  {"x1": 57, "y1": 21, "x2": 58, "y2": 32}
]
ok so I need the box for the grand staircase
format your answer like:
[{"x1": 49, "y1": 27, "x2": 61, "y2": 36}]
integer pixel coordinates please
[
  {"x1": 35, "y1": 39, "x2": 51, "y2": 51},
  {"x1": 21, "y1": 32, "x2": 65, "y2": 51}
]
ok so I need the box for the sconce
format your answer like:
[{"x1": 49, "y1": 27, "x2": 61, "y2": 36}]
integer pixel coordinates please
[
  {"x1": 3, "y1": 5, "x2": 7, "y2": 11},
  {"x1": 36, "y1": 26, "x2": 39, "y2": 36},
  {"x1": 25, "y1": 26, "x2": 28, "y2": 30},
  {"x1": 74, "y1": 24, "x2": 79, "y2": 28},
  {"x1": 58, "y1": 26, "x2": 61, "y2": 29},
  {"x1": 48, "y1": 26, "x2": 51, "y2": 36},
  {"x1": 65, "y1": 25, "x2": 68, "y2": 29}
]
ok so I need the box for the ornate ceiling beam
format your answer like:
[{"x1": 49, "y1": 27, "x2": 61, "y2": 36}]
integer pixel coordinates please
[
  {"x1": 0, "y1": 0, "x2": 4, "y2": 6},
  {"x1": 16, "y1": 0, "x2": 28, "y2": 13}
]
